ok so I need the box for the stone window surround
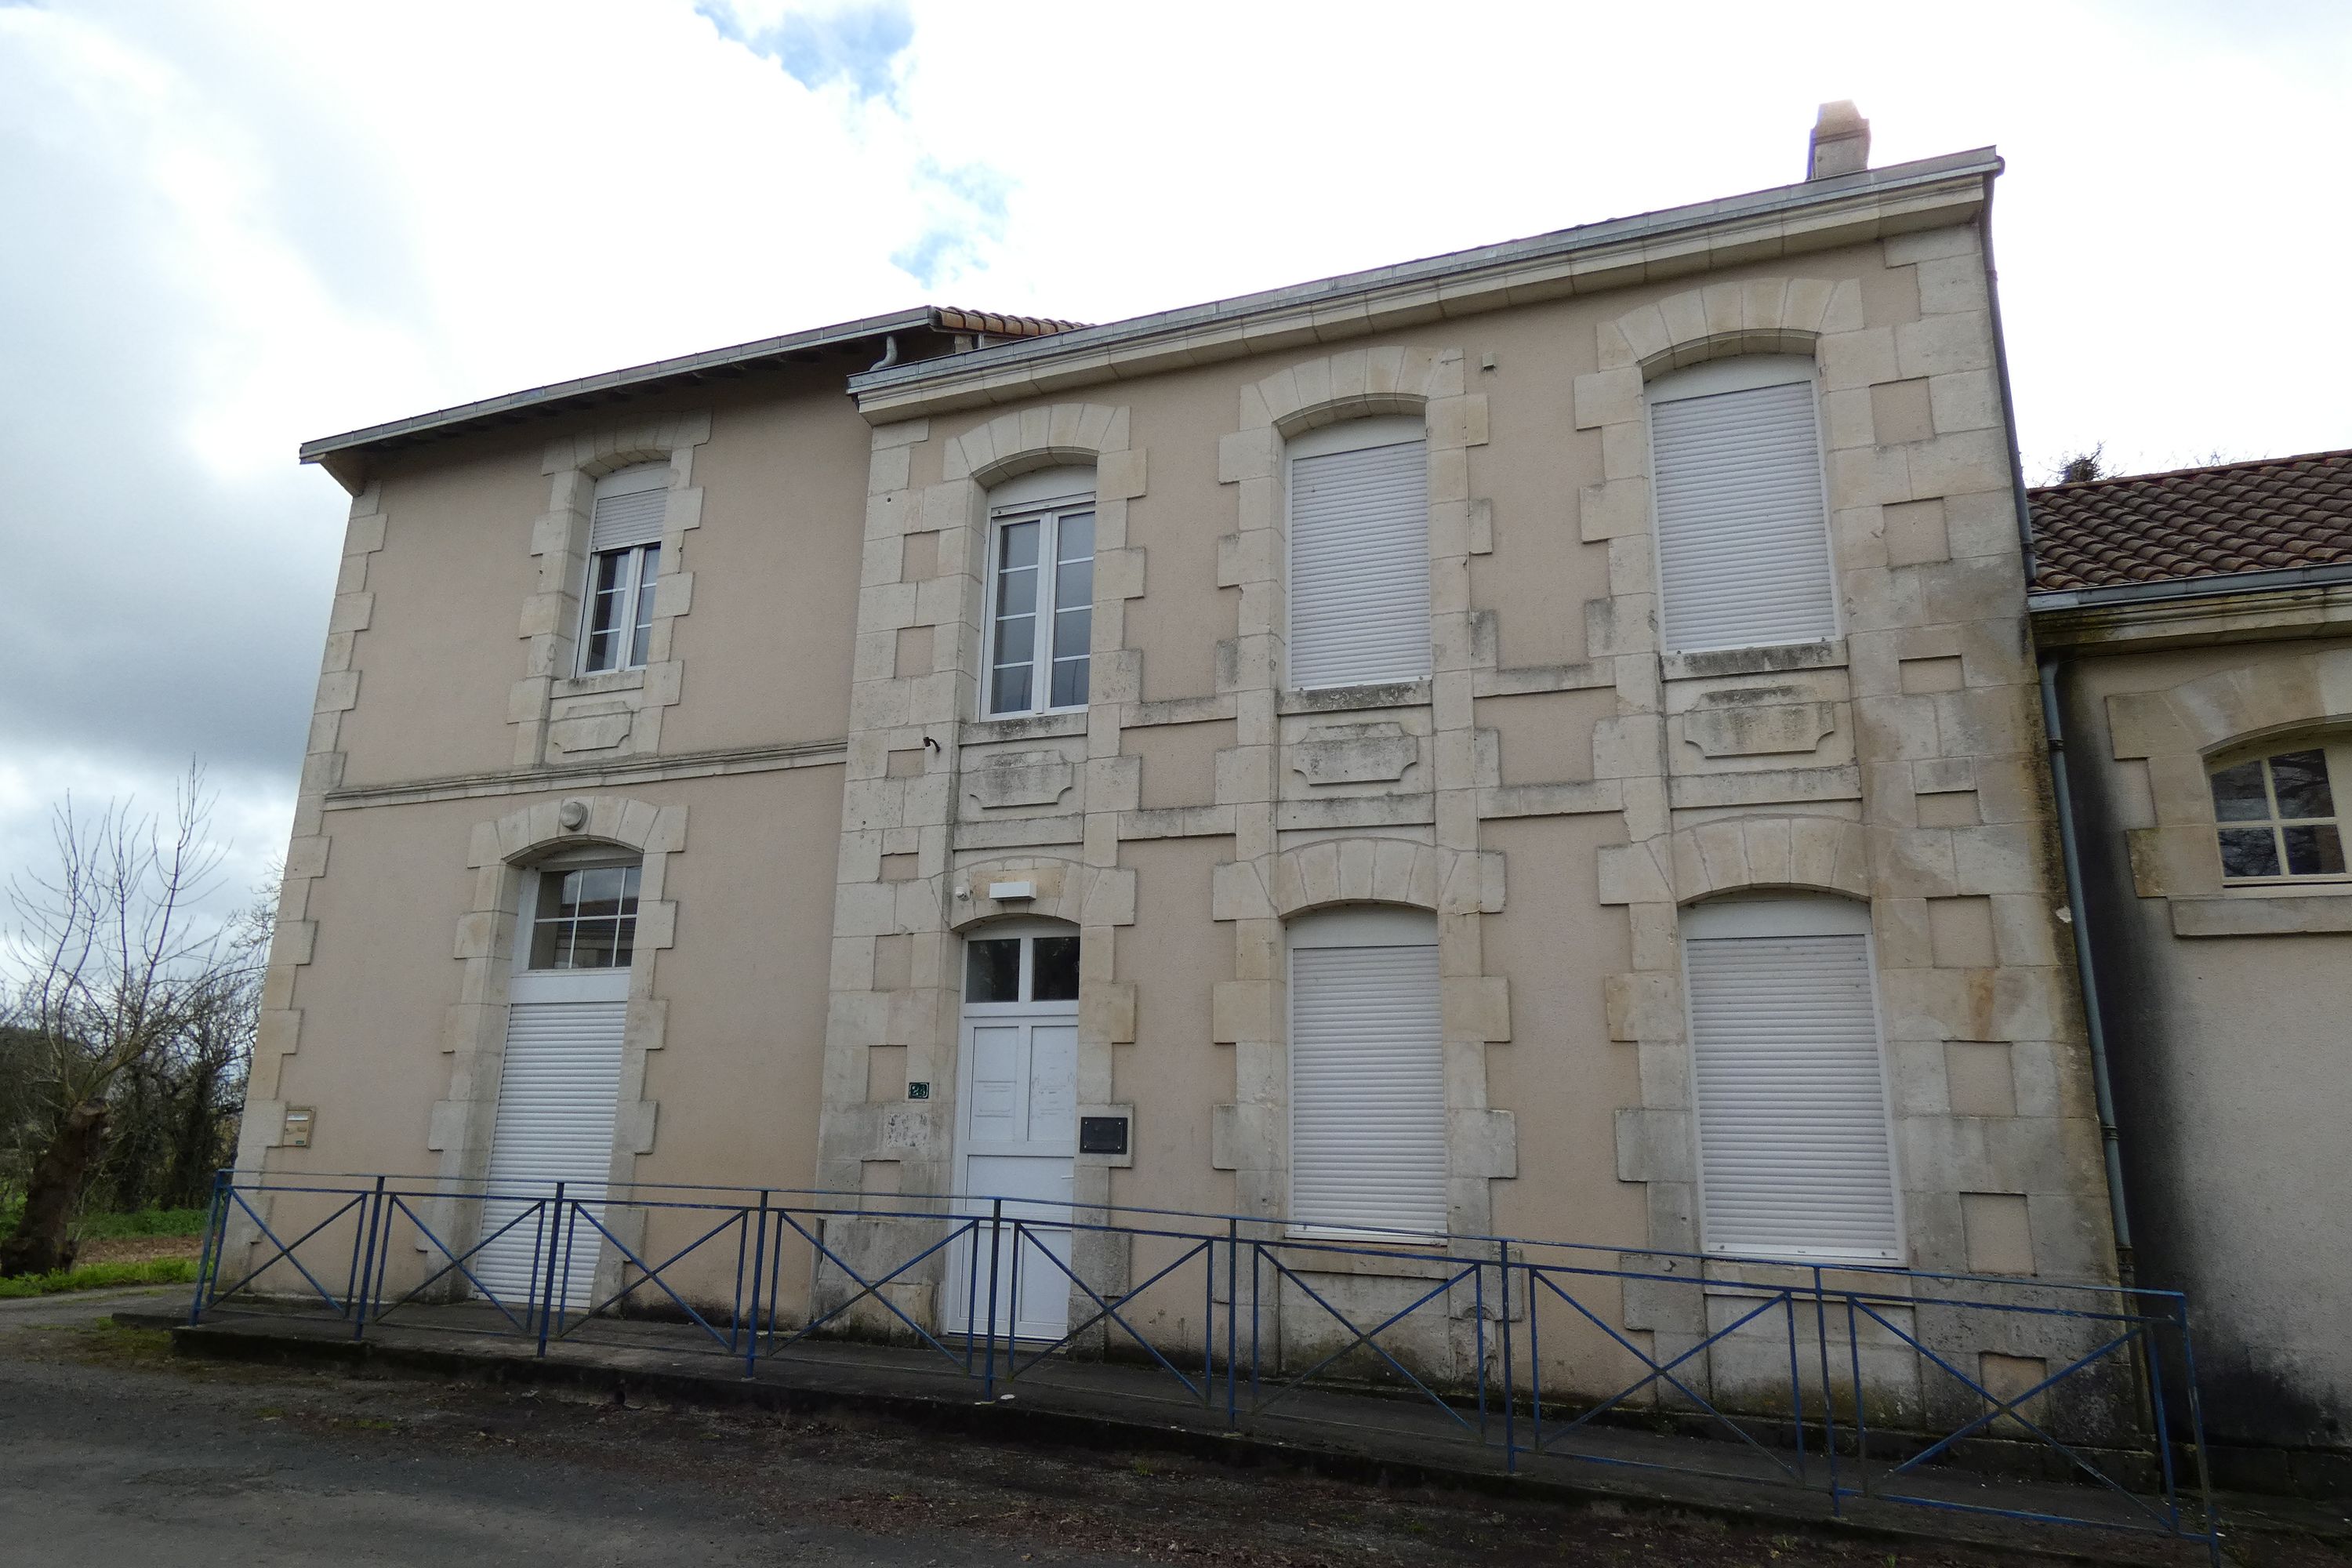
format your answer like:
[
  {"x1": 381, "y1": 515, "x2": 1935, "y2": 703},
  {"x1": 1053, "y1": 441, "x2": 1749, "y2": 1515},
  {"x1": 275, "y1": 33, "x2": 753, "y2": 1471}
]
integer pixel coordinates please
[
  {"x1": 426, "y1": 793, "x2": 685, "y2": 1290},
  {"x1": 1210, "y1": 346, "x2": 1517, "y2": 1251},
  {"x1": 2106, "y1": 646, "x2": 2352, "y2": 936},
  {"x1": 510, "y1": 413, "x2": 711, "y2": 768},
  {"x1": 1576, "y1": 256, "x2": 2094, "y2": 1307}
]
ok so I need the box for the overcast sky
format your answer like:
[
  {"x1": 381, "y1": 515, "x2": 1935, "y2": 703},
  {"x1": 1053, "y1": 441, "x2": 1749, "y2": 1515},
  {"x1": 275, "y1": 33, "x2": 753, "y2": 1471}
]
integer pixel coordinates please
[{"x1": 2, "y1": 0, "x2": 2348, "y2": 924}]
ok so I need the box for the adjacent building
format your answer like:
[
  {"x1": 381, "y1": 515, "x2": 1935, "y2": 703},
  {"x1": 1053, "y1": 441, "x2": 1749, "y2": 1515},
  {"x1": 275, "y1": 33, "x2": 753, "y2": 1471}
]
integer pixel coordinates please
[
  {"x1": 2030, "y1": 449, "x2": 2352, "y2": 1486},
  {"x1": 234, "y1": 107, "x2": 2124, "y2": 1423}
]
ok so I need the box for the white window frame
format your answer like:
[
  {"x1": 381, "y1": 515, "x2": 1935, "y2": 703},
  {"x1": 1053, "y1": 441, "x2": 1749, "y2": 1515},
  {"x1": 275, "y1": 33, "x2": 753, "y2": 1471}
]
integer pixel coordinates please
[
  {"x1": 577, "y1": 464, "x2": 670, "y2": 677},
  {"x1": 1285, "y1": 415, "x2": 1432, "y2": 691},
  {"x1": 959, "y1": 918, "x2": 1083, "y2": 1013},
  {"x1": 979, "y1": 466, "x2": 1097, "y2": 718},
  {"x1": 1679, "y1": 894, "x2": 1905, "y2": 1267},
  {"x1": 518, "y1": 848, "x2": 644, "y2": 975},
  {"x1": 2207, "y1": 735, "x2": 2352, "y2": 887},
  {"x1": 1645, "y1": 354, "x2": 1841, "y2": 655},
  {"x1": 1285, "y1": 903, "x2": 1446, "y2": 1243}
]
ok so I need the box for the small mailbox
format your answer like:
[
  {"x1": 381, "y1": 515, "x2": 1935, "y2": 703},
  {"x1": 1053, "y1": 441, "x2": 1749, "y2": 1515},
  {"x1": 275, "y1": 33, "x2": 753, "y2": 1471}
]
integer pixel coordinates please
[
  {"x1": 1079, "y1": 1115, "x2": 1129, "y2": 1156},
  {"x1": 281, "y1": 1106, "x2": 314, "y2": 1149}
]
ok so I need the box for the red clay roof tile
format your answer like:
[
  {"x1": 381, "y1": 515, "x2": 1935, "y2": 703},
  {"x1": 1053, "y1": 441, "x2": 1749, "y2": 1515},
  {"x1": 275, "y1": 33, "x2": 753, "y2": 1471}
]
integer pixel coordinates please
[{"x1": 2028, "y1": 449, "x2": 2352, "y2": 593}]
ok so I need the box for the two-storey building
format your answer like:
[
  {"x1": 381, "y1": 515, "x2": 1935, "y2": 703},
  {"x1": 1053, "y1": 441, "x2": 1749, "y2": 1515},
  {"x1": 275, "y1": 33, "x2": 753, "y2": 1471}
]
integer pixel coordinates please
[{"x1": 236, "y1": 106, "x2": 2121, "y2": 1418}]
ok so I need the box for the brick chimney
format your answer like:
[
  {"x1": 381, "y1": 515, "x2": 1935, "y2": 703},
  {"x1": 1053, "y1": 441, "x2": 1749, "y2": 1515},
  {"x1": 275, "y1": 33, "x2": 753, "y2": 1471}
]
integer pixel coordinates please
[{"x1": 1807, "y1": 101, "x2": 1870, "y2": 180}]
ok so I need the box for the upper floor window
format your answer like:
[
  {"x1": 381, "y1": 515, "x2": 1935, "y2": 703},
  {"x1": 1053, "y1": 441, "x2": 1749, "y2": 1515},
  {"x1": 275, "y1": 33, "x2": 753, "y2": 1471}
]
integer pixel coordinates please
[
  {"x1": 527, "y1": 858, "x2": 641, "y2": 971},
  {"x1": 1648, "y1": 355, "x2": 1838, "y2": 653},
  {"x1": 1287, "y1": 416, "x2": 1430, "y2": 690},
  {"x1": 580, "y1": 464, "x2": 667, "y2": 674},
  {"x1": 983, "y1": 467, "x2": 1094, "y2": 717},
  {"x1": 2210, "y1": 742, "x2": 2347, "y2": 881}
]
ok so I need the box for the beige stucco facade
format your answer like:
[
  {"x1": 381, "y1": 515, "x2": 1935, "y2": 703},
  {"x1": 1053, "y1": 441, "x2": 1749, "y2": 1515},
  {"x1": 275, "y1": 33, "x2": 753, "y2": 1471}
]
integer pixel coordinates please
[
  {"x1": 2039, "y1": 591, "x2": 2352, "y2": 1475},
  {"x1": 234, "y1": 147, "x2": 2122, "y2": 1417}
]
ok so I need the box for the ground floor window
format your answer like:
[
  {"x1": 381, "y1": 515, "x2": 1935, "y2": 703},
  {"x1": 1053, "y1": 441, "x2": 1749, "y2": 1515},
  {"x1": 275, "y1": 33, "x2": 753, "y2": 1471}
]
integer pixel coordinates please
[
  {"x1": 1287, "y1": 906, "x2": 1445, "y2": 1238},
  {"x1": 1682, "y1": 894, "x2": 1902, "y2": 1264}
]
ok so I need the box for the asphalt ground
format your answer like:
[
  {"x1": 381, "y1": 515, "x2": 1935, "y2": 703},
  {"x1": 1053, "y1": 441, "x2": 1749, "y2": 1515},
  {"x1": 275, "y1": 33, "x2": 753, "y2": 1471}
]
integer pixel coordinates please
[{"x1": 0, "y1": 1288, "x2": 2335, "y2": 1566}]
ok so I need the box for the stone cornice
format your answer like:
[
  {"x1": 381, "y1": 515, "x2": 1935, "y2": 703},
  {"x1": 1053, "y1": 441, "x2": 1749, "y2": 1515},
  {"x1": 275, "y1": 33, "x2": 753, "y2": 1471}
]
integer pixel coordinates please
[
  {"x1": 848, "y1": 150, "x2": 1998, "y2": 422},
  {"x1": 2031, "y1": 583, "x2": 2352, "y2": 653}
]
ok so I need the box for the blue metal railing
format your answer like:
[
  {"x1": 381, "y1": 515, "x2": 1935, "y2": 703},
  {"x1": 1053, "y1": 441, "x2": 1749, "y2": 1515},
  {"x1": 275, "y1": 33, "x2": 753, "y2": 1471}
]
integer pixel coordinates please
[{"x1": 189, "y1": 1170, "x2": 2220, "y2": 1561}]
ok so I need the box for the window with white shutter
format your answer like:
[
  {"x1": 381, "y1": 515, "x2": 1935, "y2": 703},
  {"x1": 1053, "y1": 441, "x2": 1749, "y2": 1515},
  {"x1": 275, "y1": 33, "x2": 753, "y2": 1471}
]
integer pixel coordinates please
[
  {"x1": 1681, "y1": 895, "x2": 1903, "y2": 1263},
  {"x1": 1287, "y1": 906, "x2": 1446, "y2": 1237},
  {"x1": 579, "y1": 464, "x2": 669, "y2": 674},
  {"x1": 1648, "y1": 356, "x2": 1838, "y2": 654},
  {"x1": 1287, "y1": 416, "x2": 1431, "y2": 690}
]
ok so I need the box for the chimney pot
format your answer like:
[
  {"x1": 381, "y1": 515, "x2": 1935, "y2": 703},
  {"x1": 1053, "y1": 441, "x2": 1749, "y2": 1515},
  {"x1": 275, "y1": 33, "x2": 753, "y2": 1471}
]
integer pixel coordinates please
[{"x1": 1807, "y1": 100, "x2": 1871, "y2": 180}]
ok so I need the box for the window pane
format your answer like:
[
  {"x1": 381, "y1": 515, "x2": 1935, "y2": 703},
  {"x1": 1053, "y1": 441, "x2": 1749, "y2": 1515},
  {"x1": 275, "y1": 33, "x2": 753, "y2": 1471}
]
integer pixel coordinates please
[
  {"x1": 994, "y1": 564, "x2": 1037, "y2": 617},
  {"x1": 570, "y1": 919, "x2": 622, "y2": 970},
  {"x1": 610, "y1": 914, "x2": 637, "y2": 968},
  {"x1": 1050, "y1": 654, "x2": 1089, "y2": 709},
  {"x1": 568, "y1": 867, "x2": 609, "y2": 918},
  {"x1": 998, "y1": 518, "x2": 1039, "y2": 571},
  {"x1": 966, "y1": 938, "x2": 1021, "y2": 1003},
  {"x1": 2209, "y1": 760, "x2": 2270, "y2": 821},
  {"x1": 1055, "y1": 511, "x2": 1094, "y2": 563},
  {"x1": 1053, "y1": 605, "x2": 1090, "y2": 663},
  {"x1": 993, "y1": 615, "x2": 1035, "y2": 666},
  {"x1": 2284, "y1": 823, "x2": 2347, "y2": 877},
  {"x1": 2268, "y1": 750, "x2": 2336, "y2": 820},
  {"x1": 2218, "y1": 826, "x2": 2281, "y2": 878},
  {"x1": 1054, "y1": 556, "x2": 1092, "y2": 615},
  {"x1": 989, "y1": 664, "x2": 1033, "y2": 715},
  {"x1": 630, "y1": 544, "x2": 659, "y2": 667},
  {"x1": 1031, "y1": 935, "x2": 1080, "y2": 1001},
  {"x1": 528, "y1": 918, "x2": 564, "y2": 970}
]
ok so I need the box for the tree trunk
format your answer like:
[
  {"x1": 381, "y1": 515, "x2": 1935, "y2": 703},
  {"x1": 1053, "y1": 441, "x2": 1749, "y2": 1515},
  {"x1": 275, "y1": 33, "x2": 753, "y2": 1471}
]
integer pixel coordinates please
[{"x1": 0, "y1": 1099, "x2": 109, "y2": 1276}]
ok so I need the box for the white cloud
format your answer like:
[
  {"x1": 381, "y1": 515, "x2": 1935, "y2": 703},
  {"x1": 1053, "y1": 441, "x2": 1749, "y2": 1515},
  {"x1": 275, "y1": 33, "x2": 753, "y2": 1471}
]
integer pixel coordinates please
[{"x1": 2, "y1": 0, "x2": 2347, "y2": 911}]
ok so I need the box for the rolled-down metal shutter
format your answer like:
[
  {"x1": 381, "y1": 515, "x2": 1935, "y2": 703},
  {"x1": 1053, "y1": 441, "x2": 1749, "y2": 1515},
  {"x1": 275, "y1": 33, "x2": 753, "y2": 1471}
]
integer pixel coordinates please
[
  {"x1": 1288, "y1": 437, "x2": 1431, "y2": 688},
  {"x1": 1289, "y1": 935, "x2": 1446, "y2": 1236},
  {"x1": 1650, "y1": 379, "x2": 1838, "y2": 652},
  {"x1": 588, "y1": 466, "x2": 668, "y2": 554},
  {"x1": 1684, "y1": 917, "x2": 1901, "y2": 1262},
  {"x1": 474, "y1": 999, "x2": 627, "y2": 1309}
]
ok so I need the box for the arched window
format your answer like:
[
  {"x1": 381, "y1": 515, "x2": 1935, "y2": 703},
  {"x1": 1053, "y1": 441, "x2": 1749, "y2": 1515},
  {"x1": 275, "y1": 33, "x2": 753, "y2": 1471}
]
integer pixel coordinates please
[
  {"x1": 982, "y1": 466, "x2": 1096, "y2": 716},
  {"x1": 2209, "y1": 740, "x2": 2347, "y2": 881},
  {"x1": 1647, "y1": 355, "x2": 1838, "y2": 653},
  {"x1": 1682, "y1": 893, "x2": 1901, "y2": 1263},
  {"x1": 579, "y1": 464, "x2": 667, "y2": 674},
  {"x1": 1286, "y1": 416, "x2": 1430, "y2": 689},
  {"x1": 1287, "y1": 905, "x2": 1443, "y2": 1236}
]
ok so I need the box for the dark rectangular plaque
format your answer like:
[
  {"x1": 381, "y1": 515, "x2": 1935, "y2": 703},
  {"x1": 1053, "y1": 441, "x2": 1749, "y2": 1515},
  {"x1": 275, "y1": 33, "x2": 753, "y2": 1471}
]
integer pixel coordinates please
[{"x1": 1078, "y1": 1115, "x2": 1129, "y2": 1155}]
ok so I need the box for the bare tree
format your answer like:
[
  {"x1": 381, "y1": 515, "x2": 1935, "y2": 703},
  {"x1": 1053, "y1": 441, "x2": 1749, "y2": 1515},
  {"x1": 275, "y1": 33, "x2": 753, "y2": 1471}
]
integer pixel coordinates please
[
  {"x1": 2052, "y1": 443, "x2": 2108, "y2": 485},
  {"x1": 0, "y1": 770, "x2": 255, "y2": 1276}
]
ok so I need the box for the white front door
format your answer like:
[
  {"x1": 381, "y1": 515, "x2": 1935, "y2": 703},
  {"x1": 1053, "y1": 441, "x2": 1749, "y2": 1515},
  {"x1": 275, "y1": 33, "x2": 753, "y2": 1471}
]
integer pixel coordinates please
[
  {"x1": 947, "y1": 925, "x2": 1080, "y2": 1342},
  {"x1": 473, "y1": 860, "x2": 640, "y2": 1312}
]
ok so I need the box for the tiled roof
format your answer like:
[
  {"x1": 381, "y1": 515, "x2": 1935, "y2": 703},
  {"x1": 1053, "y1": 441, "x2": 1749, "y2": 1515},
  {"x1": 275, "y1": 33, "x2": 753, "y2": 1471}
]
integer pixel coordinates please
[
  {"x1": 2028, "y1": 449, "x2": 2352, "y2": 593},
  {"x1": 931, "y1": 306, "x2": 1087, "y2": 339}
]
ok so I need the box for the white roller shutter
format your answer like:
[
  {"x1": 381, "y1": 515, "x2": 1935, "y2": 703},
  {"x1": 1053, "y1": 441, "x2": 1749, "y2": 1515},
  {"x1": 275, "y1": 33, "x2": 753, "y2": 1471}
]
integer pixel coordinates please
[
  {"x1": 474, "y1": 998, "x2": 627, "y2": 1309},
  {"x1": 588, "y1": 466, "x2": 668, "y2": 554},
  {"x1": 1684, "y1": 919, "x2": 1901, "y2": 1263},
  {"x1": 1290, "y1": 935, "x2": 1446, "y2": 1236},
  {"x1": 1288, "y1": 437, "x2": 1432, "y2": 688},
  {"x1": 1650, "y1": 376, "x2": 1838, "y2": 652}
]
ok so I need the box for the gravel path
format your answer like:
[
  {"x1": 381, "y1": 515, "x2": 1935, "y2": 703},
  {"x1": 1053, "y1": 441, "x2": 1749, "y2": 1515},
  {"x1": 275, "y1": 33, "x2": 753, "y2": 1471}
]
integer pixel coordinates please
[{"x1": 0, "y1": 1292, "x2": 2324, "y2": 1566}]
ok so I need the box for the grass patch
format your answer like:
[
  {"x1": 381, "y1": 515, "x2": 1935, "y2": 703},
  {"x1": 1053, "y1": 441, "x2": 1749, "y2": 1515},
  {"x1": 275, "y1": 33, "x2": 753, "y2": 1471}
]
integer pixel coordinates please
[{"x1": 0, "y1": 1257, "x2": 198, "y2": 1299}]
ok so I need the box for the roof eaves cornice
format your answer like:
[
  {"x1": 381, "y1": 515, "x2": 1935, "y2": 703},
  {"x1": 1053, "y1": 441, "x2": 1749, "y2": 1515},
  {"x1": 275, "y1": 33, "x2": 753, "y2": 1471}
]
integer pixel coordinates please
[{"x1": 848, "y1": 147, "x2": 2001, "y2": 422}]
